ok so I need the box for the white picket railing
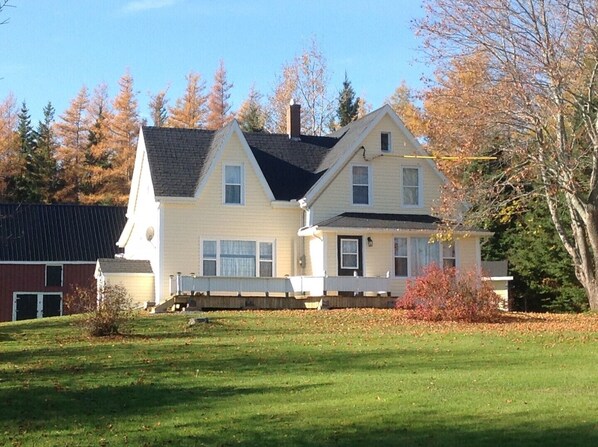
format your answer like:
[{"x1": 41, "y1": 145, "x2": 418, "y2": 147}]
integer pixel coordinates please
[{"x1": 170, "y1": 273, "x2": 391, "y2": 297}]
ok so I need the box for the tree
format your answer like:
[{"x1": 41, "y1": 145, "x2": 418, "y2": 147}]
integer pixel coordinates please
[
  {"x1": 0, "y1": 93, "x2": 19, "y2": 199},
  {"x1": 109, "y1": 71, "x2": 140, "y2": 204},
  {"x1": 386, "y1": 81, "x2": 426, "y2": 139},
  {"x1": 55, "y1": 86, "x2": 90, "y2": 202},
  {"x1": 148, "y1": 88, "x2": 169, "y2": 127},
  {"x1": 418, "y1": 0, "x2": 598, "y2": 310},
  {"x1": 34, "y1": 102, "x2": 59, "y2": 202},
  {"x1": 81, "y1": 83, "x2": 114, "y2": 204},
  {"x1": 236, "y1": 85, "x2": 265, "y2": 132},
  {"x1": 336, "y1": 72, "x2": 359, "y2": 128},
  {"x1": 206, "y1": 60, "x2": 234, "y2": 130},
  {"x1": 266, "y1": 64, "x2": 298, "y2": 134},
  {"x1": 266, "y1": 40, "x2": 335, "y2": 136},
  {"x1": 6, "y1": 102, "x2": 38, "y2": 202},
  {"x1": 167, "y1": 72, "x2": 207, "y2": 128}
]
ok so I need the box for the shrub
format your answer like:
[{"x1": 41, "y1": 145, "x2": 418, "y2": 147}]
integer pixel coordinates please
[
  {"x1": 63, "y1": 283, "x2": 97, "y2": 315},
  {"x1": 66, "y1": 284, "x2": 135, "y2": 336},
  {"x1": 395, "y1": 264, "x2": 502, "y2": 322}
]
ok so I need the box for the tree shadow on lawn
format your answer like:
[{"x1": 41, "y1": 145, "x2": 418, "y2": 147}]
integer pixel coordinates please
[
  {"x1": 0, "y1": 381, "x2": 325, "y2": 426},
  {"x1": 135, "y1": 409, "x2": 598, "y2": 447}
]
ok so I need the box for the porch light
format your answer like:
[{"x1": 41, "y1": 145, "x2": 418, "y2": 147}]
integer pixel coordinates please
[{"x1": 367, "y1": 237, "x2": 373, "y2": 247}]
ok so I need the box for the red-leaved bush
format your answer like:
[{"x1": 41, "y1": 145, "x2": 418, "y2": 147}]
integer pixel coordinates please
[{"x1": 395, "y1": 264, "x2": 502, "y2": 322}]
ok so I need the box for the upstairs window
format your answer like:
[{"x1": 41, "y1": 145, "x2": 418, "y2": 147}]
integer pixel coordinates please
[
  {"x1": 352, "y1": 165, "x2": 370, "y2": 205},
  {"x1": 46, "y1": 265, "x2": 63, "y2": 287},
  {"x1": 402, "y1": 167, "x2": 421, "y2": 207},
  {"x1": 224, "y1": 165, "x2": 243, "y2": 204},
  {"x1": 381, "y1": 132, "x2": 391, "y2": 152}
]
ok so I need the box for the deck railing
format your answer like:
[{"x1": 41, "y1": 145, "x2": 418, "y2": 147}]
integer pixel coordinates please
[{"x1": 170, "y1": 273, "x2": 391, "y2": 297}]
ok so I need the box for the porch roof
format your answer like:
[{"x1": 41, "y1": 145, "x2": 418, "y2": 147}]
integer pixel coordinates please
[{"x1": 309, "y1": 212, "x2": 489, "y2": 234}]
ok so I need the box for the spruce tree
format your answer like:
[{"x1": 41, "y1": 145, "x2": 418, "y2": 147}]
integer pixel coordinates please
[
  {"x1": 337, "y1": 72, "x2": 359, "y2": 127},
  {"x1": 237, "y1": 86, "x2": 265, "y2": 133},
  {"x1": 206, "y1": 61, "x2": 234, "y2": 130},
  {"x1": 34, "y1": 102, "x2": 59, "y2": 202}
]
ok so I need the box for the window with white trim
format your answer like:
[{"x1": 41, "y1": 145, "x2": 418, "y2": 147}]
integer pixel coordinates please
[
  {"x1": 394, "y1": 238, "x2": 408, "y2": 277},
  {"x1": 443, "y1": 243, "x2": 456, "y2": 269},
  {"x1": 402, "y1": 167, "x2": 421, "y2": 207},
  {"x1": 393, "y1": 238, "x2": 457, "y2": 277},
  {"x1": 46, "y1": 265, "x2": 63, "y2": 287},
  {"x1": 224, "y1": 165, "x2": 243, "y2": 204},
  {"x1": 201, "y1": 239, "x2": 274, "y2": 277},
  {"x1": 352, "y1": 165, "x2": 370, "y2": 205},
  {"x1": 202, "y1": 240, "x2": 217, "y2": 276},
  {"x1": 340, "y1": 238, "x2": 359, "y2": 269},
  {"x1": 259, "y1": 242, "x2": 273, "y2": 277},
  {"x1": 381, "y1": 132, "x2": 391, "y2": 152}
]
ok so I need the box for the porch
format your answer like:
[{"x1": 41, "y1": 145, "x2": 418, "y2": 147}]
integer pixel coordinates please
[{"x1": 169, "y1": 273, "x2": 392, "y2": 299}]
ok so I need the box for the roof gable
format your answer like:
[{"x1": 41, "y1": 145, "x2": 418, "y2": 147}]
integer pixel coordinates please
[
  {"x1": 0, "y1": 204, "x2": 126, "y2": 262},
  {"x1": 302, "y1": 105, "x2": 448, "y2": 205}
]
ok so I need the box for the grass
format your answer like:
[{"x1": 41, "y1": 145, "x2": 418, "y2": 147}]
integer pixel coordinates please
[{"x1": 0, "y1": 310, "x2": 597, "y2": 447}]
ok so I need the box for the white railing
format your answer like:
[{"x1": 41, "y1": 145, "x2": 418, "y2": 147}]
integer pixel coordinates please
[{"x1": 170, "y1": 272, "x2": 391, "y2": 297}]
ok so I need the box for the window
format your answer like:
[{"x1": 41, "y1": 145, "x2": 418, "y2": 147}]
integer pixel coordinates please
[
  {"x1": 220, "y1": 240, "x2": 256, "y2": 276},
  {"x1": 352, "y1": 165, "x2": 370, "y2": 205},
  {"x1": 201, "y1": 239, "x2": 274, "y2": 277},
  {"x1": 259, "y1": 242, "x2": 273, "y2": 277},
  {"x1": 46, "y1": 265, "x2": 63, "y2": 287},
  {"x1": 340, "y1": 238, "x2": 359, "y2": 269},
  {"x1": 381, "y1": 132, "x2": 391, "y2": 152},
  {"x1": 443, "y1": 243, "x2": 456, "y2": 269},
  {"x1": 411, "y1": 237, "x2": 440, "y2": 276},
  {"x1": 394, "y1": 238, "x2": 408, "y2": 277},
  {"x1": 393, "y1": 237, "x2": 456, "y2": 277},
  {"x1": 402, "y1": 167, "x2": 420, "y2": 207},
  {"x1": 203, "y1": 240, "x2": 217, "y2": 276},
  {"x1": 224, "y1": 165, "x2": 242, "y2": 204}
]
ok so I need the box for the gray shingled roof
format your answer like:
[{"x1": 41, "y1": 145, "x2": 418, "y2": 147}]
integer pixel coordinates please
[
  {"x1": 314, "y1": 212, "x2": 487, "y2": 233},
  {"x1": 97, "y1": 258, "x2": 153, "y2": 274},
  {"x1": 0, "y1": 203, "x2": 126, "y2": 262},
  {"x1": 141, "y1": 124, "x2": 343, "y2": 200},
  {"x1": 315, "y1": 212, "x2": 445, "y2": 231}
]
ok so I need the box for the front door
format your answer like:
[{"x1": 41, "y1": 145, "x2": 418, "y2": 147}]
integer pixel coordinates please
[{"x1": 337, "y1": 236, "x2": 363, "y2": 276}]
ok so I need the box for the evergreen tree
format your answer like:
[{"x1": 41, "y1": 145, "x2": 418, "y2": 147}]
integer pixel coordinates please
[
  {"x1": 336, "y1": 72, "x2": 359, "y2": 127},
  {"x1": 167, "y1": 72, "x2": 207, "y2": 128},
  {"x1": 149, "y1": 89, "x2": 169, "y2": 127},
  {"x1": 34, "y1": 102, "x2": 59, "y2": 202},
  {"x1": 7, "y1": 102, "x2": 42, "y2": 202},
  {"x1": 236, "y1": 86, "x2": 265, "y2": 132}
]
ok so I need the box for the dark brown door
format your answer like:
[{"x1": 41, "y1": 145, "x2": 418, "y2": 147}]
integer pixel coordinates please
[
  {"x1": 337, "y1": 236, "x2": 363, "y2": 276},
  {"x1": 15, "y1": 294, "x2": 38, "y2": 320}
]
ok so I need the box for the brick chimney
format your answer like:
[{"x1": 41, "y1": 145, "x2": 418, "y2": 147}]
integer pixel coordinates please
[{"x1": 287, "y1": 100, "x2": 301, "y2": 140}]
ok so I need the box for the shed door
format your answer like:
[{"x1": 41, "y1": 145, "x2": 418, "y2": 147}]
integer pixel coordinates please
[
  {"x1": 337, "y1": 236, "x2": 363, "y2": 276},
  {"x1": 15, "y1": 294, "x2": 38, "y2": 321},
  {"x1": 43, "y1": 294, "x2": 62, "y2": 317}
]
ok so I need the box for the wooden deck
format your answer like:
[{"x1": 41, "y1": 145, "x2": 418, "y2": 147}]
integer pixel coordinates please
[{"x1": 155, "y1": 294, "x2": 397, "y2": 313}]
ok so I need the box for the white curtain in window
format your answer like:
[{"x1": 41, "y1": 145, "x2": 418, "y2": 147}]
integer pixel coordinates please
[
  {"x1": 411, "y1": 237, "x2": 439, "y2": 275},
  {"x1": 220, "y1": 240, "x2": 256, "y2": 276}
]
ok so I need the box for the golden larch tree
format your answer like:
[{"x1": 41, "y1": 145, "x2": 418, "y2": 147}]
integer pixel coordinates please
[
  {"x1": 167, "y1": 72, "x2": 207, "y2": 129},
  {"x1": 206, "y1": 60, "x2": 234, "y2": 130}
]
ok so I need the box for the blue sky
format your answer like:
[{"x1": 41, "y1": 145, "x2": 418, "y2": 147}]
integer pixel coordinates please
[{"x1": 1, "y1": 0, "x2": 429, "y2": 123}]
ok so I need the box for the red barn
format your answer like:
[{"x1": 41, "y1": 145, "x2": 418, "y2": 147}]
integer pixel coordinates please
[{"x1": 0, "y1": 203, "x2": 126, "y2": 322}]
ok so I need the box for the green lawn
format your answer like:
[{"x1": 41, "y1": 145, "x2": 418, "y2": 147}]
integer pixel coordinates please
[{"x1": 1, "y1": 310, "x2": 597, "y2": 447}]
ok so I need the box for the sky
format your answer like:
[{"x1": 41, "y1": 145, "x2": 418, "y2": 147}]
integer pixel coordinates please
[{"x1": 1, "y1": 0, "x2": 430, "y2": 123}]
